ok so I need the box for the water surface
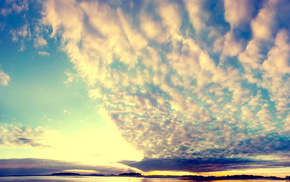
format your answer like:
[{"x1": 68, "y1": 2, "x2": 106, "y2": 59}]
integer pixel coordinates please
[{"x1": 0, "y1": 176, "x2": 287, "y2": 182}]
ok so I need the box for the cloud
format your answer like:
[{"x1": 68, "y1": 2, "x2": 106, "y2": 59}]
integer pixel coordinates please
[
  {"x1": 34, "y1": 37, "x2": 47, "y2": 48},
  {"x1": 184, "y1": 0, "x2": 207, "y2": 34},
  {"x1": 123, "y1": 158, "x2": 262, "y2": 172},
  {"x1": 10, "y1": 24, "x2": 31, "y2": 51},
  {"x1": 213, "y1": 30, "x2": 243, "y2": 57},
  {"x1": 0, "y1": 158, "x2": 139, "y2": 175},
  {"x1": 38, "y1": 51, "x2": 50, "y2": 56},
  {"x1": 157, "y1": 1, "x2": 181, "y2": 36},
  {"x1": 0, "y1": 69, "x2": 10, "y2": 86},
  {"x1": 263, "y1": 29, "x2": 290, "y2": 75},
  {"x1": 250, "y1": 0, "x2": 278, "y2": 41},
  {"x1": 0, "y1": 123, "x2": 49, "y2": 148},
  {"x1": 0, "y1": 0, "x2": 28, "y2": 16},
  {"x1": 117, "y1": 8, "x2": 148, "y2": 51},
  {"x1": 41, "y1": 0, "x2": 290, "y2": 173},
  {"x1": 1, "y1": 0, "x2": 39, "y2": 52},
  {"x1": 237, "y1": 0, "x2": 289, "y2": 126},
  {"x1": 224, "y1": 0, "x2": 254, "y2": 27},
  {"x1": 139, "y1": 10, "x2": 163, "y2": 41},
  {"x1": 124, "y1": 156, "x2": 290, "y2": 173},
  {"x1": 64, "y1": 71, "x2": 77, "y2": 85}
]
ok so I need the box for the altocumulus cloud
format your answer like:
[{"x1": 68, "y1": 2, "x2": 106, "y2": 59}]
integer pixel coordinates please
[
  {"x1": 0, "y1": 123, "x2": 49, "y2": 148},
  {"x1": 0, "y1": 69, "x2": 10, "y2": 86},
  {"x1": 41, "y1": 0, "x2": 290, "y2": 172}
]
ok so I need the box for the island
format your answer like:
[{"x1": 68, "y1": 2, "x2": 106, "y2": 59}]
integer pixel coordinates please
[
  {"x1": 51, "y1": 172, "x2": 80, "y2": 176},
  {"x1": 119, "y1": 172, "x2": 142, "y2": 176},
  {"x1": 28, "y1": 173, "x2": 289, "y2": 181}
]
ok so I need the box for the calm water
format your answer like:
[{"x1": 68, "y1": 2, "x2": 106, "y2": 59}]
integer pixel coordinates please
[{"x1": 0, "y1": 176, "x2": 288, "y2": 182}]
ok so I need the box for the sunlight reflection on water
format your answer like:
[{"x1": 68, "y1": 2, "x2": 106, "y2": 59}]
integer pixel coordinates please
[{"x1": 0, "y1": 176, "x2": 288, "y2": 182}]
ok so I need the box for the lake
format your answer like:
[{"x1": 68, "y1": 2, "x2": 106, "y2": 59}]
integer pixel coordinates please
[{"x1": 0, "y1": 176, "x2": 288, "y2": 182}]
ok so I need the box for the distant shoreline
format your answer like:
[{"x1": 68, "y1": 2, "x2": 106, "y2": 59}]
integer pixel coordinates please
[{"x1": 0, "y1": 174, "x2": 289, "y2": 181}]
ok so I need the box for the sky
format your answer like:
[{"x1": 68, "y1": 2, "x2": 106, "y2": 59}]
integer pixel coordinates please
[{"x1": 0, "y1": 0, "x2": 290, "y2": 177}]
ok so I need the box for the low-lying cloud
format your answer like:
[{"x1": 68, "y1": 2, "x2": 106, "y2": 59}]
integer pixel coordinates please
[
  {"x1": 123, "y1": 158, "x2": 260, "y2": 172},
  {"x1": 0, "y1": 158, "x2": 137, "y2": 175}
]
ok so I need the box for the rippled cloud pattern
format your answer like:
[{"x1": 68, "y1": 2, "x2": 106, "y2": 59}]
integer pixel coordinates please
[{"x1": 42, "y1": 0, "x2": 290, "y2": 171}]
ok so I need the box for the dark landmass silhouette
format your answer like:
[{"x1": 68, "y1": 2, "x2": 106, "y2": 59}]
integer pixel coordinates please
[
  {"x1": 119, "y1": 172, "x2": 142, "y2": 176},
  {"x1": 1, "y1": 172, "x2": 289, "y2": 181},
  {"x1": 89, "y1": 174, "x2": 105, "y2": 176},
  {"x1": 176, "y1": 174, "x2": 285, "y2": 181},
  {"x1": 139, "y1": 174, "x2": 286, "y2": 181},
  {"x1": 51, "y1": 172, "x2": 80, "y2": 176}
]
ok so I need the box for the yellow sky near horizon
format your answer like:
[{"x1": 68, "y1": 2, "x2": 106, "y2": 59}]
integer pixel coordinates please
[{"x1": 144, "y1": 167, "x2": 290, "y2": 178}]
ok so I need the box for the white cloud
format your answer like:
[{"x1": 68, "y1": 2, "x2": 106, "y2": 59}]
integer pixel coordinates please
[
  {"x1": 157, "y1": 1, "x2": 181, "y2": 36},
  {"x1": 11, "y1": 24, "x2": 30, "y2": 41},
  {"x1": 63, "y1": 109, "x2": 71, "y2": 115},
  {"x1": 64, "y1": 71, "x2": 75, "y2": 85},
  {"x1": 139, "y1": 10, "x2": 164, "y2": 42},
  {"x1": 40, "y1": 0, "x2": 290, "y2": 163},
  {"x1": 0, "y1": 123, "x2": 48, "y2": 148},
  {"x1": 263, "y1": 29, "x2": 290, "y2": 75},
  {"x1": 250, "y1": 0, "x2": 278, "y2": 41},
  {"x1": 34, "y1": 37, "x2": 47, "y2": 48},
  {"x1": 38, "y1": 51, "x2": 50, "y2": 56},
  {"x1": 214, "y1": 30, "x2": 243, "y2": 57},
  {"x1": 0, "y1": 69, "x2": 10, "y2": 86},
  {"x1": 238, "y1": 39, "x2": 262, "y2": 69},
  {"x1": 184, "y1": 0, "x2": 207, "y2": 34},
  {"x1": 10, "y1": 24, "x2": 31, "y2": 51},
  {"x1": 117, "y1": 8, "x2": 148, "y2": 51},
  {"x1": 224, "y1": 0, "x2": 253, "y2": 27},
  {"x1": 238, "y1": 0, "x2": 281, "y2": 73},
  {"x1": 0, "y1": 0, "x2": 28, "y2": 16}
]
